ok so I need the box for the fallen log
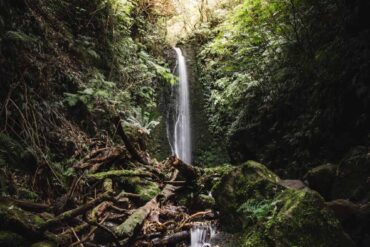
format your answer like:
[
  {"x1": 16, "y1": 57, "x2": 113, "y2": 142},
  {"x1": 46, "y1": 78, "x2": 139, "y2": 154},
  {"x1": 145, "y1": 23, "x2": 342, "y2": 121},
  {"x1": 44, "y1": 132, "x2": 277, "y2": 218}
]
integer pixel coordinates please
[
  {"x1": 87, "y1": 169, "x2": 153, "y2": 180},
  {"x1": 114, "y1": 117, "x2": 150, "y2": 166},
  {"x1": 169, "y1": 156, "x2": 199, "y2": 181},
  {"x1": 151, "y1": 230, "x2": 190, "y2": 246},
  {"x1": 114, "y1": 171, "x2": 180, "y2": 245},
  {"x1": 40, "y1": 192, "x2": 114, "y2": 231},
  {"x1": 2, "y1": 197, "x2": 50, "y2": 212}
]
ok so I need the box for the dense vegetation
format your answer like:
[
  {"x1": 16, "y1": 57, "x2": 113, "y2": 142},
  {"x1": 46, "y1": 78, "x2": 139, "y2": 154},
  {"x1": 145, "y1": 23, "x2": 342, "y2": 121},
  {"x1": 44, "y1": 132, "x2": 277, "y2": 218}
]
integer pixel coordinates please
[
  {"x1": 0, "y1": 0, "x2": 369, "y2": 246},
  {"x1": 0, "y1": 0, "x2": 174, "y2": 196},
  {"x1": 193, "y1": 0, "x2": 370, "y2": 176}
]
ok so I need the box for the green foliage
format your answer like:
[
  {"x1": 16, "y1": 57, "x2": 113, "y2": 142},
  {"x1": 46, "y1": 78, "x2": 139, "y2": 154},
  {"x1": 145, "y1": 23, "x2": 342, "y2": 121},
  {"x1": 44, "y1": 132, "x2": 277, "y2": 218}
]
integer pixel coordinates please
[
  {"x1": 238, "y1": 198, "x2": 279, "y2": 223},
  {"x1": 124, "y1": 107, "x2": 160, "y2": 135},
  {"x1": 64, "y1": 70, "x2": 120, "y2": 110},
  {"x1": 3, "y1": 31, "x2": 37, "y2": 44},
  {"x1": 0, "y1": 134, "x2": 21, "y2": 168},
  {"x1": 196, "y1": 0, "x2": 370, "y2": 174},
  {"x1": 0, "y1": 134, "x2": 36, "y2": 172}
]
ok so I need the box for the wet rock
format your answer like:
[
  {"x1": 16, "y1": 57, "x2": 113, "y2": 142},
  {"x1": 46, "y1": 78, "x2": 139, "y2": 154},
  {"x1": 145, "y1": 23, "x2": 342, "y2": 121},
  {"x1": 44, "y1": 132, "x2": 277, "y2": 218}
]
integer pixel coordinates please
[
  {"x1": 278, "y1": 179, "x2": 307, "y2": 190},
  {"x1": 304, "y1": 163, "x2": 337, "y2": 200}
]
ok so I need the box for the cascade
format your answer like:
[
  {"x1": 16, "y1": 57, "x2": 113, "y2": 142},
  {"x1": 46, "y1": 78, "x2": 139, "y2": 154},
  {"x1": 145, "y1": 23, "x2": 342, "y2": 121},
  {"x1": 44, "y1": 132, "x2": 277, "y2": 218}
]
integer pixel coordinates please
[
  {"x1": 170, "y1": 47, "x2": 192, "y2": 164},
  {"x1": 190, "y1": 224, "x2": 216, "y2": 247}
]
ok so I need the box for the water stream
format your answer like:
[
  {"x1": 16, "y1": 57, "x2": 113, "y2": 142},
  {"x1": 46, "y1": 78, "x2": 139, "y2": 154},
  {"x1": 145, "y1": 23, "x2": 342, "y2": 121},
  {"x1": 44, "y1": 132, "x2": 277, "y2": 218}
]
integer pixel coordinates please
[{"x1": 190, "y1": 224, "x2": 216, "y2": 247}]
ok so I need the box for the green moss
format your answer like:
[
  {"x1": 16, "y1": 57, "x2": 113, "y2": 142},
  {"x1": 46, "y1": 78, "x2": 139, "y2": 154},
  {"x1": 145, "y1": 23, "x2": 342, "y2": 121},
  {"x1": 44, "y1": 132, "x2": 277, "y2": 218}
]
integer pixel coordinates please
[
  {"x1": 17, "y1": 188, "x2": 39, "y2": 200},
  {"x1": 32, "y1": 215, "x2": 45, "y2": 226},
  {"x1": 120, "y1": 177, "x2": 160, "y2": 202},
  {"x1": 115, "y1": 207, "x2": 147, "y2": 237},
  {"x1": 213, "y1": 161, "x2": 355, "y2": 247},
  {"x1": 31, "y1": 241, "x2": 56, "y2": 247},
  {"x1": 213, "y1": 161, "x2": 283, "y2": 232},
  {"x1": 249, "y1": 189, "x2": 355, "y2": 247},
  {"x1": 0, "y1": 202, "x2": 44, "y2": 237},
  {"x1": 87, "y1": 170, "x2": 151, "y2": 180},
  {"x1": 135, "y1": 181, "x2": 160, "y2": 201},
  {"x1": 203, "y1": 164, "x2": 234, "y2": 176},
  {"x1": 242, "y1": 229, "x2": 271, "y2": 247},
  {"x1": 0, "y1": 231, "x2": 27, "y2": 247}
]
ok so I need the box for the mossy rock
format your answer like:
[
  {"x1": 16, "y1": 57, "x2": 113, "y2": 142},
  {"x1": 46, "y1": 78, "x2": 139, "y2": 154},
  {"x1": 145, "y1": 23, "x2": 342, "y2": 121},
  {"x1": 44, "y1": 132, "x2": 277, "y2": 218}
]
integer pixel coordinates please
[
  {"x1": 332, "y1": 146, "x2": 370, "y2": 201},
  {"x1": 244, "y1": 189, "x2": 355, "y2": 247},
  {"x1": 0, "y1": 202, "x2": 44, "y2": 239},
  {"x1": 242, "y1": 196, "x2": 354, "y2": 247},
  {"x1": 304, "y1": 163, "x2": 337, "y2": 200},
  {"x1": 0, "y1": 231, "x2": 27, "y2": 247},
  {"x1": 213, "y1": 161, "x2": 283, "y2": 232},
  {"x1": 213, "y1": 161, "x2": 355, "y2": 247}
]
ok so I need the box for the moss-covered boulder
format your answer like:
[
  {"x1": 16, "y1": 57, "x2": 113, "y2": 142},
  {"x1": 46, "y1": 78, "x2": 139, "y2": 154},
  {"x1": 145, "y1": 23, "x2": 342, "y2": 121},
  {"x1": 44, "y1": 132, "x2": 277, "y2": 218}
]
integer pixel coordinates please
[
  {"x1": 304, "y1": 163, "x2": 337, "y2": 200},
  {"x1": 213, "y1": 161, "x2": 283, "y2": 232},
  {"x1": 0, "y1": 202, "x2": 44, "y2": 239},
  {"x1": 242, "y1": 189, "x2": 355, "y2": 247},
  {"x1": 213, "y1": 161, "x2": 355, "y2": 247}
]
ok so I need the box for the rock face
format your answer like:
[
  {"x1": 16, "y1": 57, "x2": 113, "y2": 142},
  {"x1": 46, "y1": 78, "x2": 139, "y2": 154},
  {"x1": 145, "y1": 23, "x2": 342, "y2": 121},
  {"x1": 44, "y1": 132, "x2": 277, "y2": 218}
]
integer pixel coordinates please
[{"x1": 213, "y1": 161, "x2": 355, "y2": 247}]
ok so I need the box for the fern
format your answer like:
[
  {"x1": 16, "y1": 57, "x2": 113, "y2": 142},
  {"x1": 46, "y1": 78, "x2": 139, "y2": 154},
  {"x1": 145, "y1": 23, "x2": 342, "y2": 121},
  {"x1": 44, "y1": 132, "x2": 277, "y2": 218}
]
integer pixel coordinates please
[
  {"x1": 124, "y1": 107, "x2": 160, "y2": 135},
  {"x1": 4, "y1": 31, "x2": 37, "y2": 43},
  {"x1": 0, "y1": 133, "x2": 23, "y2": 168},
  {"x1": 238, "y1": 198, "x2": 280, "y2": 223}
]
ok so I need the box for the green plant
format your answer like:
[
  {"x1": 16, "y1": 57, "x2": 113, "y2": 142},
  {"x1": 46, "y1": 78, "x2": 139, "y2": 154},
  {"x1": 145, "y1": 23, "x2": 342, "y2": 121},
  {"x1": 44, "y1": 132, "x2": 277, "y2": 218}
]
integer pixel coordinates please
[
  {"x1": 124, "y1": 107, "x2": 160, "y2": 135},
  {"x1": 237, "y1": 198, "x2": 280, "y2": 223}
]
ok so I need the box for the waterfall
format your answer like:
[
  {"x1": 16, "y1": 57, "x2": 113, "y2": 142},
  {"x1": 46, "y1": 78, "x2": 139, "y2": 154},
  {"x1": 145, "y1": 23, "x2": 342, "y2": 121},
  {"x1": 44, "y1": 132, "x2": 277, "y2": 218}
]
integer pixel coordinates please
[
  {"x1": 171, "y1": 47, "x2": 192, "y2": 164},
  {"x1": 167, "y1": 48, "x2": 217, "y2": 247},
  {"x1": 190, "y1": 224, "x2": 216, "y2": 247}
]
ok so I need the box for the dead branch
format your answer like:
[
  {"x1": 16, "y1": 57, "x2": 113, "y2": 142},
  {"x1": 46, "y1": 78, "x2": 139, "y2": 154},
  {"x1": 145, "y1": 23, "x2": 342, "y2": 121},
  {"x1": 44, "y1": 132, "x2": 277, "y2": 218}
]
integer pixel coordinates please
[
  {"x1": 151, "y1": 231, "x2": 190, "y2": 246},
  {"x1": 169, "y1": 156, "x2": 199, "y2": 181},
  {"x1": 2, "y1": 198, "x2": 50, "y2": 212},
  {"x1": 114, "y1": 117, "x2": 150, "y2": 166},
  {"x1": 40, "y1": 192, "x2": 115, "y2": 231},
  {"x1": 114, "y1": 171, "x2": 180, "y2": 245}
]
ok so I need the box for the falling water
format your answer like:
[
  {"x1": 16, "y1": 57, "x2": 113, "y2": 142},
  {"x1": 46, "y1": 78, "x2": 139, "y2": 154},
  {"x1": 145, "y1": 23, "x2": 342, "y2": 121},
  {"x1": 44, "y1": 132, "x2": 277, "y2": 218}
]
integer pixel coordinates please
[
  {"x1": 168, "y1": 48, "x2": 217, "y2": 247},
  {"x1": 172, "y1": 47, "x2": 192, "y2": 164},
  {"x1": 190, "y1": 224, "x2": 216, "y2": 247}
]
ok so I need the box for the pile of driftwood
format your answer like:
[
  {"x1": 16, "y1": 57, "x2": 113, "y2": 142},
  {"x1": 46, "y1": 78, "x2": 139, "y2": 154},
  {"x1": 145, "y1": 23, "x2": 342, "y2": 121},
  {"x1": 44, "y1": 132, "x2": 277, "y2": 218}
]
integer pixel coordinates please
[{"x1": 1, "y1": 119, "x2": 217, "y2": 246}]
